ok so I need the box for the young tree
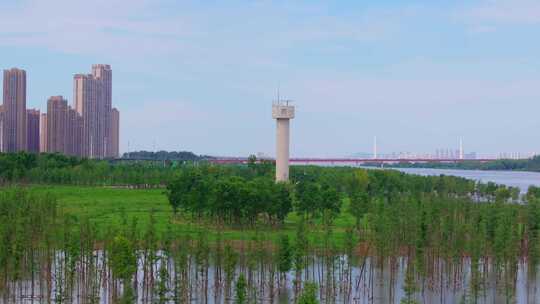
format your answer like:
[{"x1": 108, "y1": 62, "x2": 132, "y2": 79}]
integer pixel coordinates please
[
  {"x1": 319, "y1": 184, "x2": 341, "y2": 218},
  {"x1": 156, "y1": 257, "x2": 170, "y2": 304},
  {"x1": 272, "y1": 182, "x2": 293, "y2": 224},
  {"x1": 298, "y1": 282, "x2": 319, "y2": 304},
  {"x1": 235, "y1": 273, "x2": 247, "y2": 304},
  {"x1": 295, "y1": 181, "x2": 322, "y2": 219},
  {"x1": 109, "y1": 235, "x2": 137, "y2": 303},
  {"x1": 400, "y1": 262, "x2": 419, "y2": 304},
  {"x1": 278, "y1": 234, "x2": 293, "y2": 286},
  {"x1": 349, "y1": 191, "x2": 369, "y2": 228},
  {"x1": 224, "y1": 243, "x2": 238, "y2": 299}
]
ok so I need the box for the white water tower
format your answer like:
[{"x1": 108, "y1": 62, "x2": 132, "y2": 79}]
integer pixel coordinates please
[{"x1": 272, "y1": 100, "x2": 295, "y2": 182}]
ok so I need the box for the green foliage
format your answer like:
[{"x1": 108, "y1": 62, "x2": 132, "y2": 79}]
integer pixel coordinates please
[
  {"x1": 370, "y1": 155, "x2": 540, "y2": 172},
  {"x1": 156, "y1": 258, "x2": 170, "y2": 304},
  {"x1": 348, "y1": 191, "x2": 369, "y2": 227},
  {"x1": 119, "y1": 284, "x2": 136, "y2": 304},
  {"x1": 109, "y1": 235, "x2": 137, "y2": 282},
  {"x1": 224, "y1": 243, "x2": 238, "y2": 286},
  {"x1": 400, "y1": 262, "x2": 419, "y2": 304},
  {"x1": 295, "y1": 181, "x2": 342, "y2": 220},
  {"x1": 167, "y1": 167, "x2": 292, "y2": 225},
  {"x1": 0, "y1": 159, "x2": 538, "y2": 303},
  {"x1": 294, "y1": 218, "x2": 309, "y2": 272},
  {"x1": 278, "y1": 234, "x2": 293, "y2": 275},
  {"x1": 235, "y1": 273, "x2": 247, "y2": 304},
  {"x1": 122, "y1": 150, "x2": 204, "y2": 161},
  {"x1": 166, "y1": 168, "x2": 211, "y2": 215},
  {"x1": 298, "y1": 282, "x2": 319, "y2": 304}
]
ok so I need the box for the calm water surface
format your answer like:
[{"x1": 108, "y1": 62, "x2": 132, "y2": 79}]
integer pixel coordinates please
[{"x1": 393, "y1": 168, "x2": 540, "y2": 193}]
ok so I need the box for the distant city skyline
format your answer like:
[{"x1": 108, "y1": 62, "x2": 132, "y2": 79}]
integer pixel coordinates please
[
  {"x1": 0, "y1": 1, "x2": 539, "y2": 157},
  {"x1": 0, "y1": 65, "x2": 120, "y2": 158}
]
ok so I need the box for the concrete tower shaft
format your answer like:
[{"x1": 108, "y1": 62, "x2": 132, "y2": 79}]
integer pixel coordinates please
[{"x1": 272, "y1": 102, "x2": 294, "y2": 182}]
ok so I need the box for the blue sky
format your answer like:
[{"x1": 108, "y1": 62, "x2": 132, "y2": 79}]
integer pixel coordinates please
[{"x1": 1, "y1": 0, "x2": 539, "y2": 157}]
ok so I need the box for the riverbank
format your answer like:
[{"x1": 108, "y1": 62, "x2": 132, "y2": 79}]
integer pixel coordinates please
[
  {"x1": 367, "y1": 155, "x2": 540, "y2": 172},
  {"x1": 389, "y1": 167, "x2": 540, "y2": 193}
]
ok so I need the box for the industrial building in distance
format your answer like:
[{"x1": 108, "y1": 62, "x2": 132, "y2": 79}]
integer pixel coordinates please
[{"x1": 0, "y1": 65, "x2": 120, "y2": 158}]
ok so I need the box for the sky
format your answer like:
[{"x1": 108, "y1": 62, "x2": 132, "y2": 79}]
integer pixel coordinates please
[{"x1": 1, "y1": 0, "x2": 539, "y2": 157}]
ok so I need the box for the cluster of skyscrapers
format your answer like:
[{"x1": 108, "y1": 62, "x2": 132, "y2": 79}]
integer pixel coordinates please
[{"x1": 0, "y1": 65, "x2": 120, "y2": 158}]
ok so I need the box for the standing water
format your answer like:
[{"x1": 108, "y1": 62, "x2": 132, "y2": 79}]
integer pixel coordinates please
[
  {"x1": 4, "y1": 251, "x2": 540, "y2": 303},
  {"x1": 393, "y1": 168, "x2": 540, "y2": 193}
]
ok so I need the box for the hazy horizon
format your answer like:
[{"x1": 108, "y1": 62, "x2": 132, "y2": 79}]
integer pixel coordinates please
[{"x1": 1, "y1": 0, "x2": 539, "y2": 157}]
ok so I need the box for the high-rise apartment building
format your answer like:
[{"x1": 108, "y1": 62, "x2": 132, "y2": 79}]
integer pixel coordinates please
[
  {"x1": 0, "y1": 65, "x2": 119, "y2": 158},
  {"x1": 74, "y1": 64, "x2": 117, "y2": 159},
  {"x1": 26, "y1": 109, "x2": 40, "y2": 153},
  {"x1": 74, "y1": 74, "x2": 98, "y2": 158},
  {"x1": 2, "y1": 68, "x2": 27, "y2": 152},
  {"x1": 111, "y1": 108, "x2": 120, "y2": 158},
  {"x1": 39, "y1": 113, "x2": 47, "y2": 153},
  {"x1": 46, "y1": 96, "x2": 68, "y2": 153},
  {"x1": 92, "y1": 64, "x2": 112, "y2": 158},
  {"x1": 0, "y1": 105, "x2": 4, "y2": 152},
  {"x1": 44, "y1": 97, "x2": 83, "y2": 157},
  {"x1": 66, "y1": 107, "x2": 83, "y2": 156}
]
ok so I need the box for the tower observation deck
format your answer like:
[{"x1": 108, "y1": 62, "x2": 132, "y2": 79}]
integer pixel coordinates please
[{"x1": 272, "y1": 100, "x2": 295, "y2": 182}]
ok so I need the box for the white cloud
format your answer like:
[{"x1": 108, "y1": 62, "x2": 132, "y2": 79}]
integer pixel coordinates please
[
  {"x1": 0, "y1": 0, "x2": 198, "y2": 57},
  {"x1": 0, "y1": 0, "x2": 403, "y2": 62}
]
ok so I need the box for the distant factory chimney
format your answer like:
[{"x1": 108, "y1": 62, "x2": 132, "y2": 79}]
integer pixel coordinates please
[
  {"x1": 373, "y1": 136, "x2": 378, "y2": 159},
  {"x1": 459, "y1": 137, "x2": 464, "y2": 160}
]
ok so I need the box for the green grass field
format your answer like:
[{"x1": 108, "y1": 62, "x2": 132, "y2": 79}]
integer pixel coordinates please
[{"x1": 27, "y1": 185, "x2": 357, "y2": 248}]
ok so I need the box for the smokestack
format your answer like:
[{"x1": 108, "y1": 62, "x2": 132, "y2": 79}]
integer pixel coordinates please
[
  {"x1": 373, "y1": 136, "x2": 377, "y2": 159},
  {"x1": 459, "y1": 137, "x2": 464, "y2": 160}
]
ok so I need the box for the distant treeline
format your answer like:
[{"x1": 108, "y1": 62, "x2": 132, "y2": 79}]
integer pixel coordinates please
[
  {"x1": 121, "y1": 150, "x2": 213, "y2": 161},
  {"x1": 367, "y1": 155, "x2": 540, "y2": 172},
  {"x1": 0, "y1": 152, "x2": 176, "y2": 186}
]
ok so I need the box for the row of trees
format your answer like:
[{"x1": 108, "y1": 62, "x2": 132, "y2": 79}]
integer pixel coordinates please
[
  {"x1": 166, "y1": 163, "x2": 524, "y2": 228},
  {"x1": 0, "y1": 152, "x2": 182, "y2": 187},
  {"x1": 167, "y1": 169, "x2": 292, "y2": 225},
  {"x1": 374, "y1": 154, "x2": 540, "y2": 172},
  {"x1": 121, "y1": 150, "x2": 209, "y2": 161},
  {"x1": 0, "y1": 152, "x2": 527, "y2": 201}
]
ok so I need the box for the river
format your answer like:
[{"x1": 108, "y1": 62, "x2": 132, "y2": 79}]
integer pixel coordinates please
[{"x1": 390, "y1": 168, "x2": 540, "y2": 193}]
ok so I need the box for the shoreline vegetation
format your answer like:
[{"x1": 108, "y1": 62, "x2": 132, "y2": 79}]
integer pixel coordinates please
[
  {"x1": 1, "y1": 152, "x2": 540, "y2": 303},
  {"x1": 364, "y1": 155, "x2": 540, "y2": 172}
]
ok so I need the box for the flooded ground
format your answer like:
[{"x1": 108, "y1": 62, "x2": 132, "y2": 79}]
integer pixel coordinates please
[{"x1": 2, "y1": 252, "x2": 539, "y2": 303}]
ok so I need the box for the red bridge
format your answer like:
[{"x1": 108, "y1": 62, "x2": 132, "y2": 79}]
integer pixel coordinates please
[{"x1": 209, "y1": 158, "x2": 494, "y2": 165}]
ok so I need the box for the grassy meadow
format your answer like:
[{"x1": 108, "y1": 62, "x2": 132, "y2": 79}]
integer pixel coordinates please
[{"x1": 27, "y1": 185, "x2": 356, "y2": 248}]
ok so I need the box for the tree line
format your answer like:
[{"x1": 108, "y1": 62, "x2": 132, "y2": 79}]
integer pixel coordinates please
[
  {"x1": 121, "y1": 150, "x2": 212, "y2": 161},
  {"x1": 372, "y1": 154, "x2": 540, "y2": 172},
  {"x1": 166, "y1": 162, "x2": 526, "y2": 228},
  {"x1": 0, "y1": 152, "x2": 180, "y2": 187}
]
